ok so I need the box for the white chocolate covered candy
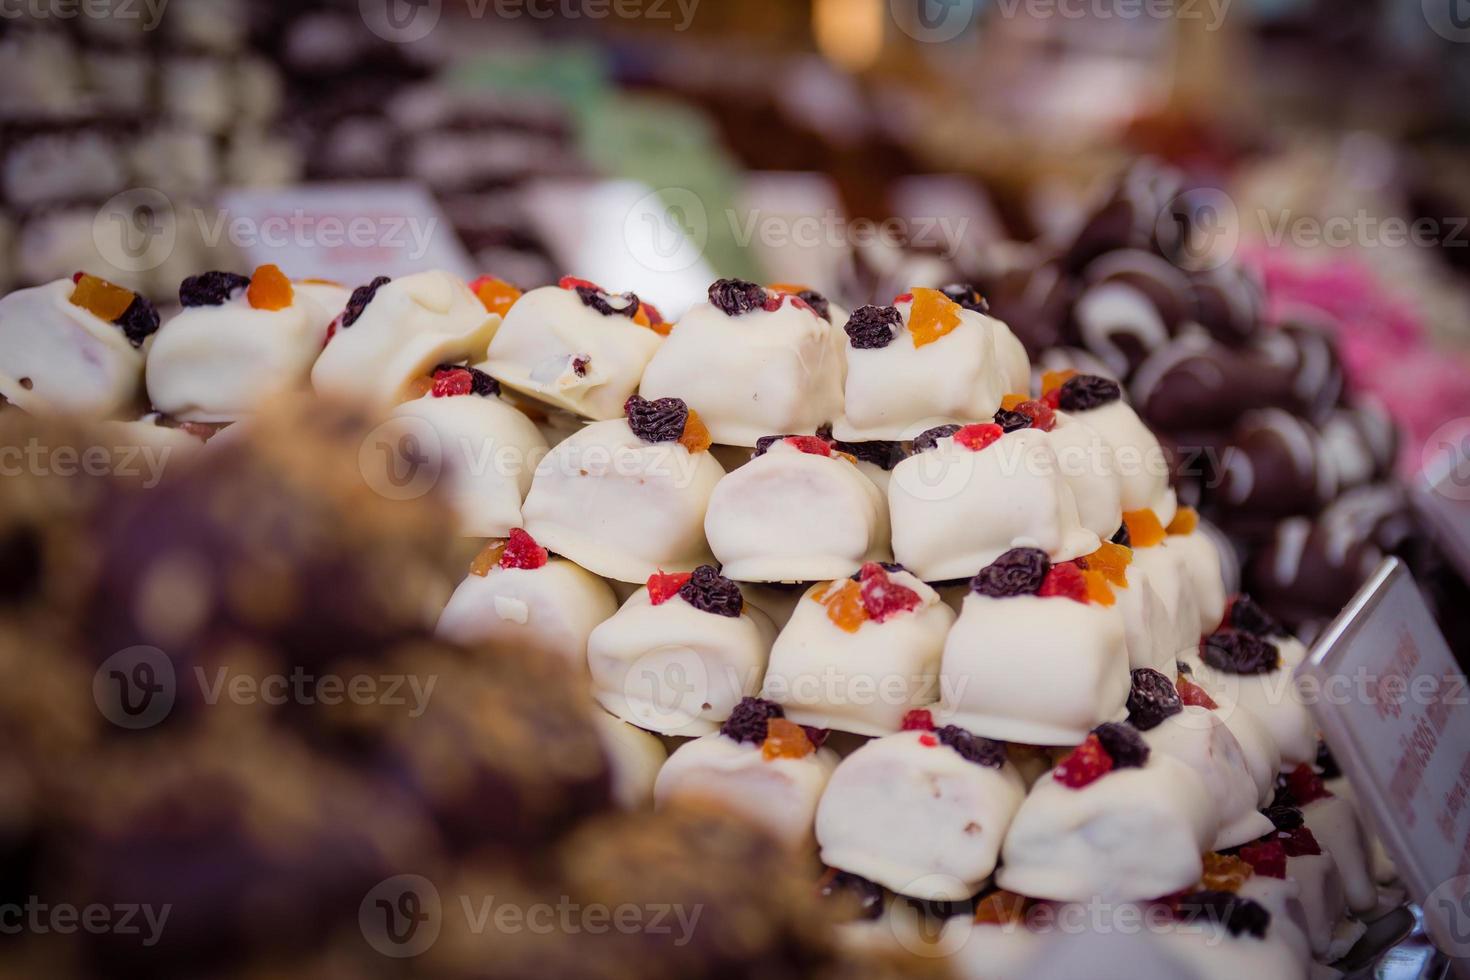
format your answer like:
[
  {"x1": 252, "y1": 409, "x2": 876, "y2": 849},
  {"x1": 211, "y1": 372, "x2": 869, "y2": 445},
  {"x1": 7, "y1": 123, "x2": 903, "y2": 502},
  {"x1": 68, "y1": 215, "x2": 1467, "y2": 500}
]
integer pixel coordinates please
[
  {"x1": 1130, "y1": 537, "x2": 1204, "y2": 663},
  {"x1": 147, "y1": 267, "x2": 330, "y2": 422},
  {"x1": 1052, "y1": 374, "x2": 1177, "y2": 526},
  {"x1": 639, "y1": 279, "x2": 844, "y2": 447},
  {"x1": 762, "y1": 566, "x2": 955, "y2": 736},
  {"x1": 705, "y1": 437, "x2": 890, "y2": 582},
  {"x1": 520, "y1": 399, "x2": 723, "y2": 583},
  {"x1": 656, "y1": 701, "x2": 838, "y2": 850},
  {"x1": 0, "y1": 275, "x2": 151, "y2": 419},
  {"x1": 815, "y1": 725, "x2": 1025, "y2": 900},
  {"x1": 1180, "y1": 630, "x2": 1317, "y2": 768},
  {"x1": 592, "y1": 710, "x2": 668, "y2": 810},
  {"x1": 889, "y1": 426, "x2": 1100, "y2": 582},
  {"x1": 1139, "y1": 705, "x2": 1273, "y2": 849},
  {"x1": 389, "y1": 368, "x2": 548, "y2": 538},
  {"x1": 311, "y1": 270, "x2": 498, "y2": 409},
  {"x1": 998, "y1": 745, "x2": 1216, "y2": 902},
  {"x1": 587, "y1": 567, "x2": 776, "y2": 736},
  {"x1": 479, "y1": 279, "x2": 665, "y2": 420},
  {"x1": 1301, "y1": 793, "x2": 1378, "y2": 915},
  {"x1": 1166, "y1": 519, "x2": 1229, "y2": 636},
  {"x1": 1042, "y1": 410, "x2": 1123, "y2": 540},
  {"x1": 831, "y1": 287, "x2": 1028, "y2": 441},
  {"x1": 435, "y1": 531, "x2": 617, "y2": 669},
  {"x1": 940, "y1": 558, "x2": 1129, "y2": 745}
]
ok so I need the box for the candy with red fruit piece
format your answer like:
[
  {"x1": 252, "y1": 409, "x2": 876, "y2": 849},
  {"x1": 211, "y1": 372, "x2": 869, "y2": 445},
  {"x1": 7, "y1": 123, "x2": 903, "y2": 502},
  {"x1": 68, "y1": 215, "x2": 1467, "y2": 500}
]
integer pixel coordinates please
[
  {"x1": 1053, "y1": 733, "x2": 1114, "y2": 788},
  {"x1": 499, "y1": 528, "x2": 548, "y2": 570}
]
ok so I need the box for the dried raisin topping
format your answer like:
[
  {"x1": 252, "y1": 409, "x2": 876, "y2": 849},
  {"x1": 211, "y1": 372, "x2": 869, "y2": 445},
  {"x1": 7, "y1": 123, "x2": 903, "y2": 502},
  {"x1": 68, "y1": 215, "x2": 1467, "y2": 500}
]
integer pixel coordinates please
[
  {"x1": 970, "y1": 548, "x2": 1050, "y2": 598},
  {"x1": 1173, "y1": 892, "x2": 1271, "y2": 939},
  {"x1": 911, "y1": 424, "x2": 961, "y2": 453},
  {"x1": 433, "y1": 363, "x2": 500, "y2": 397},
  {"x1": 844, "y1": 305, "x2": 902, "y2": 350},
  {"x1": 720, "y1": 697, "x2": 784, "y2": 744},
  {"x1": 1227, "y1": 594, "x2": 1288, "y2": 638},
  {"x1": 1126, "y1": 668, "x2": 1183, "y2": 731},
  {"x1": 1056, "y1": 374, "x2": 1123, "y2": 412},
  {"x1": 624, "y1": 394, "x2": 690, "y2": 444},
  {"x1": 114, "y1": 294, "x2": 160, "y2": 347},
  {"x1": 936, "y1": 726, "x2": 1006, "y2": 769},
  {"x1": 341, "y1": 276, "x2": 390, "y2": 329},
  {"x1": 708, "y1": 278, "x2": 769, "y2": 316},
  {"x1": 678, "y1": 564, "x2": 744, "y2": 618},
  {"x1": 179, "y1": 270, "x2": 251, "y2": 307},
  {"x1": 940, "y1": 283, "x2": 990, "y2": 314},
  {"x1": 1201, "y1": 630, "x2": 1279, "y2": 675},
  {"x1": 1091, "y1": 722, "x2": 1149, "y2": 769}
]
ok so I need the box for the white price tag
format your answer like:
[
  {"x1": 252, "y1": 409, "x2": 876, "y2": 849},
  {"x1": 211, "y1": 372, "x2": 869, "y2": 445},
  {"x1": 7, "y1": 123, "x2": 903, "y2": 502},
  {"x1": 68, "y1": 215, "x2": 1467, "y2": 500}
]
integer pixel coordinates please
[{"x1": 1299, "y1": 558, "x2": 1470, "y2": 975}]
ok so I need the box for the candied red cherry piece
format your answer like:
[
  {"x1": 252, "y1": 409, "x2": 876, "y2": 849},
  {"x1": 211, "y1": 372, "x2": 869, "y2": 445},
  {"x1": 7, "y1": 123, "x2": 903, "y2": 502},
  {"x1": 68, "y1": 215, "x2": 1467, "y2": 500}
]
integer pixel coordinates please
[
  {"x1": 1279, "y1": 826, "x2": 1322, "y2": 856},
  {"x1": 1176, "y1": 675, "x2": 1218, "y2": 710},
  {"x1": 1038, "y1": 563, "x2": 1089, "y2": 603},
  {"x1": 647, "y1": 570, "x2": 692, "y2": 606},
  {"x1": 901, "y1": 708, "x2": 935, "y2": 731},
  {"x1": 1283, "y1": 763, "x2": 1331, "y2": 805},
  {"x1": 953, "y1": 423, "x2": 1003, "y2": 452},
  {"x1": 499, "y1": 528, "x2": 548, "y2": 570},
  {"x1": 559, "y1": 275, "x2": 602, "y2": 292},
  {"x1": 1013, "y1": 399, "x2": 1056, "y2": 432},
  {"x1": 1053, "y1": 733, "x2": 1113, "y2": 788},
  {"x1": 858, "y1": 563, "x2": 922, "y2": 622},
  {"x1": 784, "y1": 435, "x2": 833, "y2": 457},
  {"x1": 1238, "y1": 840, "x2": 1286, "y2": 880},
  {"x1": 432, "y1": 367, "x2": 475, "y2": 398}
]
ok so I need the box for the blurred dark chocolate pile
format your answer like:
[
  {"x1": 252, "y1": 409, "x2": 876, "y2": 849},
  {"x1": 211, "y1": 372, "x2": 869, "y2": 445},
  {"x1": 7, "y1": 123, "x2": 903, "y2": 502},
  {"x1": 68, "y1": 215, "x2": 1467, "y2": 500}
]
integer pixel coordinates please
[
  {"x1": 967, "y1": 161, "x2": 1469, "y2": 649},
  {"x1": 0, "y1": 401, "x2": 934, "y2": 979}
]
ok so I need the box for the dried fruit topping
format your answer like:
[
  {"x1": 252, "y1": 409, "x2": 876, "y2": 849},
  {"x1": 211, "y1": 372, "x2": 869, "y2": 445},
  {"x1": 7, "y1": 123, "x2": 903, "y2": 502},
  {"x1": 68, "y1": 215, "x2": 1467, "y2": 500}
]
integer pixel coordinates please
[
  {"x1": 1201, "y1": 852, "x2": 1254, "y2": 892},
  {"x1": 1173, "y1": 891, "x2": 1271, "y2": 939},
  {"x1": 820, "y1": 578, "x2": 868, "y2": 633},
  {"x1": 937, "y1": 725, "x2": 1006, "y2": 768},
  {"x1": 971, "y1": 548, "x2": 1051, "y2": 598},
  {"x1": 499, "y1": 528, "x2": 548, "y2": 570},
  {"x1": 571, "y1": 281, "x2": 640, "y2": 318},
  {"x1": 469, "y1": 275, "x2": 522, "y2": 317},
  {"x1": 1082, "y1": 569, "x2": 1116, "y2": 606},
  {"x1": 1122, "y1": 509, "x2": 1167, "y2": 548},
  {"x1": 469, "y1": 540, "x2": 507, "y2": 577},
  {"x1": 844, "y1": 305, "x2": 902, "y2": 350},
  {"x1": 1237, "y1": 841, "x2": 1287, "y2": 880},
  {"x1": 1092, "y1": 722, "x2": 1149, "y2": 769},
  {"x1": 341, "y1": 276, "x2": 390, "y2": 329},
  {"x1": 973, "y1": 890, "x2": 1030, "y2": 927},
  {"x1": 647, "y1": 570, "x2": 692, "y2": 606},
  {"x1": 179, "y1": 270, "x2": 250, "y2": 307},
  {"x1": 633, "y1": 300, "x2": 671, "y2": 335},
  {"x1": 708, "y1": 278, "x2": 770, "y2": 316},
  {"x1": 1013, "y1": 399, "x2": 1057, "y2": 432},
  {"x1": 992, "y1": 408, "x2": 1031, "y2": 433},
  {"x1": 833, "y1": 439, "x2": 905, "y2": 470},
  {"x1": 753, "y1": 434, "x2": 794, "y2": 457},
  {"x1": 1038, "y1": 563, "x2": 1089, "y2": 603},
  {"x1": 114, "y1": 294, "x2": 161, "y2": 347},
  {"x1": 431, "y1": 367, "x2": 475, "y2": 398},
  {"x1": 796, "y1": 289, "x2": 831, "y2": 321},
  {"x1": 858, "y1": 562, "x2": 922, "y2": 622},
  {"x1": 1000, "y1": 393, "x2": 1028, "y2": 411},
  {"x1": 1127, "y1": 668, "x2": 1183, "y2": 730},
  {"x1": 678, "y1": 564, "x2": 744, "y2": 617},
  {"x1": 1166, "y1": 506, "x2": 1199, "y2": 535},
  {"x1": 1201, "y1": 630, "x2": 1279, "y2": 675},
  {"x1": 1279, "y1": 763, "x2": 1331, "y2": 806},
  {"x1": 678, "y1": 409, "x2": 711, "y2": 453},
  {"x1": 1057, "y1": 374, "x2": 1124, "y2": 413},
  {"x1": 721, "y1": 696, "x2": 783, "y2": 744},
  {"x1": 906, "y1": 287, "x2": 963, "y2": 348},
  {"x1": 1040, "y1": 369, "x2": 1078, "y2": 397},
  {"x1": 246, "y1": 263, "x2": 294, "y2": 311},
  {"x1": 1176, "y1": 674, "x2": 1218, "y2": 709},
  {"x1": 918, "y1": 733, "x2": 938, "y2": 747},
  {"x1": 433, "y1": 363, "x2": 499, "y2": 397},
  {"x1": 1279, "y1": 826, "x2": 1322, "y2": 857},
  {"x1": 940, "y1": 283, "x2": 990, "y2": 314},
  {"x1": 762, "y1": 717, "x2": 815, "y2": 760},
  {"x1": 784, "y1": 435, "x2": 834, "y2": 457},
  {"x1": 817, "y1": 869, "x2": 885, "y2": 921},
  {"x1": 954, "y1": 423, "x2": 1003, "y2": 452},
  {"x1": 69, "y1": 273, "x2": 135, "y2": 321},
  {"x1": 911, "y1": 424, "x2": 961, "y2": 453},
  {"x1": 1054, "y1": 734, "x2": 1114, "y2": 788},
  {"x1": 1078, "y1": 541, "x2": 1132, "y2": 587},
  {"x1": 624, "y1": 394, "x2": 691, "y2": 444},
  {"x1": 1262, "y1": 804, "x2": 1304, "y2": 831},
  {"x1": 559, "y1": 276, "x2": 600, "y2": 291},
  {"x1": 1226, "y1": 594, "x2": 1287, "y2": 638},
  {"x1": 901, "y1": 708, "x2": 935, "y2": 731},
  {"x1": 571, "y1": 355, "x2": 590, "y2": 377}
]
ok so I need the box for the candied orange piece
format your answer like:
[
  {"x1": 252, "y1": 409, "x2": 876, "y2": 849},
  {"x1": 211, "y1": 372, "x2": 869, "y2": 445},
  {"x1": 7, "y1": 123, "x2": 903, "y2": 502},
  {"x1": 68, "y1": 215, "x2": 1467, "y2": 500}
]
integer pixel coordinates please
[
  {"x1": 1082, "y1": 569, "x2": 1115, "y2": 606},
  {"x1": 247, "y1": 264, "x2": 294, "y2": 311},
  {"x1": 762, "y1": 717, "x2": 814, "y2": 760},
  {"x1": 1167, "y1": 506, "x2": 1199, "y2": 536},
  {"x1": 1000, "y1": 393, "x2": 1030, "y2": 411},
  {"x1": 471, "y1": 275, "x2": 522, "y2": 317},
  {"x1": 1040, "y1": 369, "x2": 1078, "y2": 396},
  {"x1": 974, "y1": 890, "x2": 1030, "y2": 927},
  {"x1": 767, "y1": 282, "x2": 811, "y2": 294},
  {"x1": 1200, "y1": 852, "x2": 1253, "y2": 892},
  {"x1": 1123, "y1": 509, "x2": 1167, "y2": 548},
  {"x1": 678, "y1": 409, "x2": 711, "y2": 453},
  {"x1": 469, "y1": 540, "x2": 507, "y2": 577},
  {"x1": 907, "y1": 287, "x2": 962, "y2": 348},
  {"x1": 300, "y1": 277, "x2": 343, "y2": 286},
  {"x1": 1079, "y1": 541, "x2": 1132, "y2": 587},
  {"x1": 823, "y1": 579, "x2": 868, "y2": 633},
  {"x1": 69, "y1": 274, "x2": 135, "y2": 322}
]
